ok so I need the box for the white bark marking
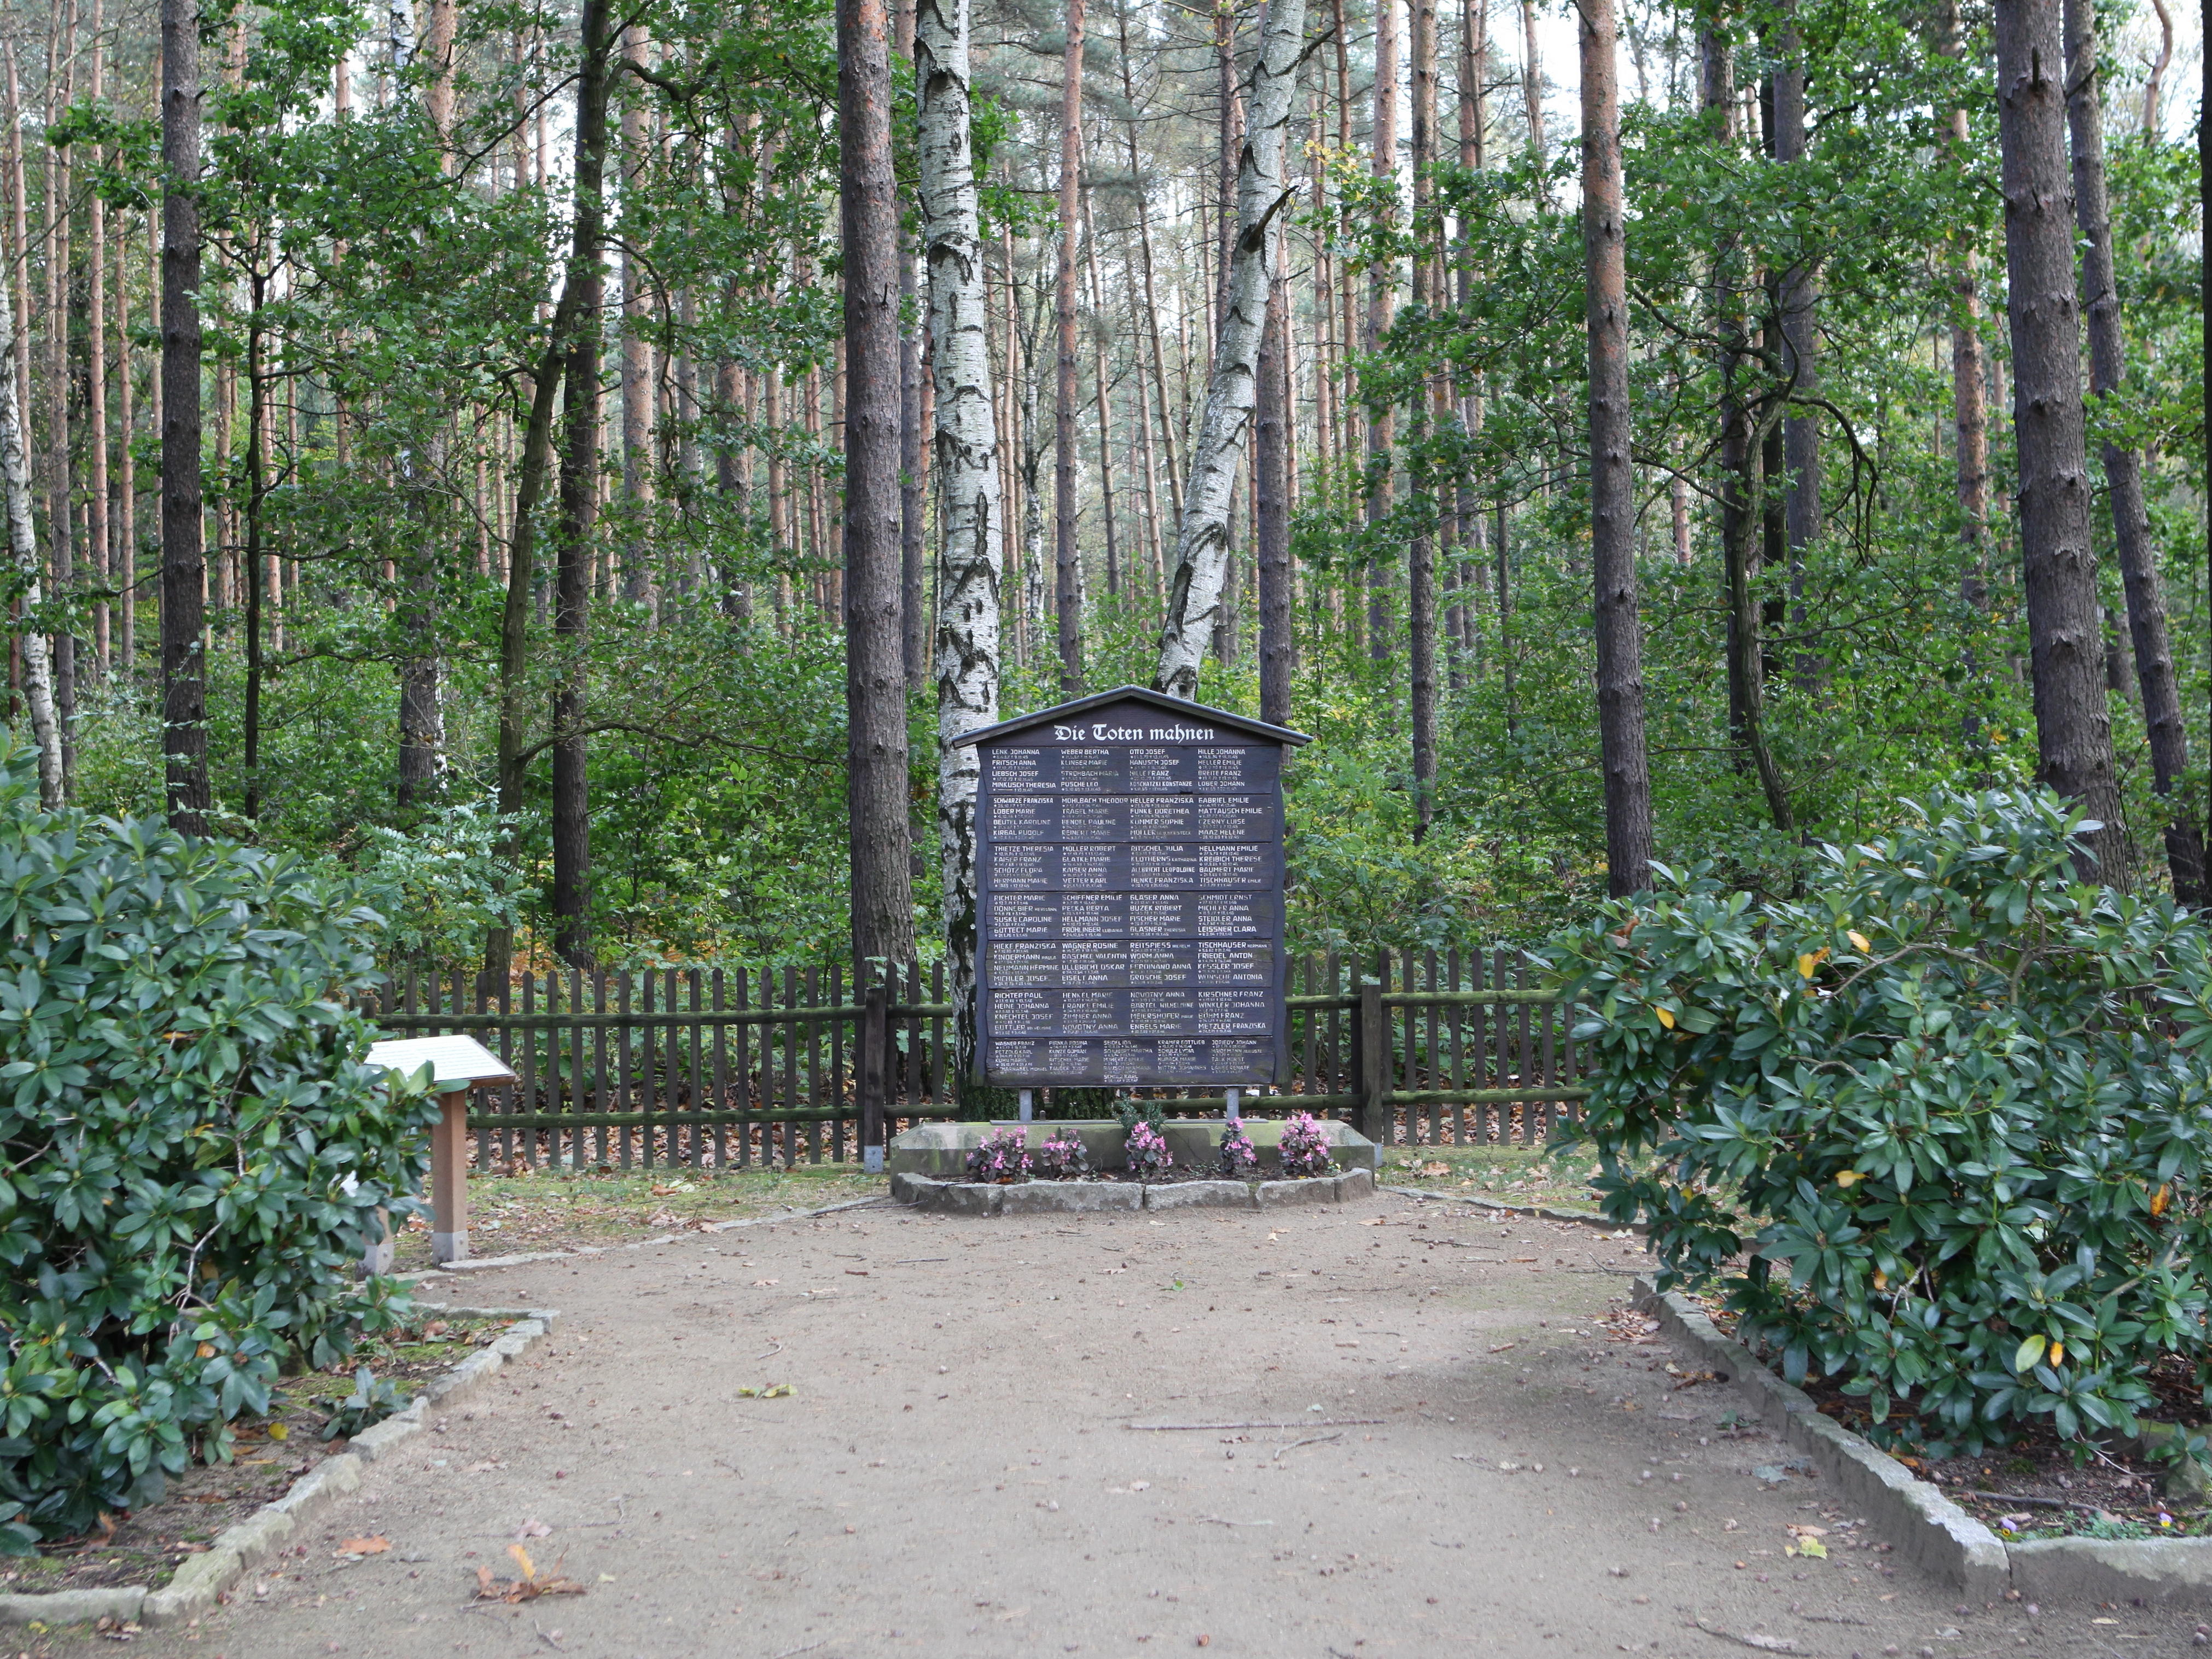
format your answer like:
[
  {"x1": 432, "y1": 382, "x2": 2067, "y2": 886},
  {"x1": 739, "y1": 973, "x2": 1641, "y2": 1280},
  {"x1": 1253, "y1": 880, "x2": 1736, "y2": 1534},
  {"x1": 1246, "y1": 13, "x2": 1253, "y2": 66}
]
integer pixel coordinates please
[
  {"x1": 0, "y1": 249, "x2": 60, "y2": 806},
  {"x1": 1152, "y1": 0, "x2": 1308, "y2": 701}
]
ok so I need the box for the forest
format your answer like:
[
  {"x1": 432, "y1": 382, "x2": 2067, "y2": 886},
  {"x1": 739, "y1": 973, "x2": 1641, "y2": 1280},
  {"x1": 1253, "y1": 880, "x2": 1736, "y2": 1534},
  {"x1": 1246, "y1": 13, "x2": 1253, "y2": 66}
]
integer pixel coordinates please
[{"x1": 0, "y1": 0, "x2": 2201, "y2": 997}]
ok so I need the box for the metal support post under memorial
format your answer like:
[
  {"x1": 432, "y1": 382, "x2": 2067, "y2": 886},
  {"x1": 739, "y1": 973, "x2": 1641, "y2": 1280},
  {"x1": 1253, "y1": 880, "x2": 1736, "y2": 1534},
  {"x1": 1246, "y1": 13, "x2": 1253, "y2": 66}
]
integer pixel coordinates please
[
  {"x1": 1357, "y1": 977, "x2": 1389, "y2": 1146},
  {"x1": 860, "y1": 983, "x2": 889, "y2": 1174}
]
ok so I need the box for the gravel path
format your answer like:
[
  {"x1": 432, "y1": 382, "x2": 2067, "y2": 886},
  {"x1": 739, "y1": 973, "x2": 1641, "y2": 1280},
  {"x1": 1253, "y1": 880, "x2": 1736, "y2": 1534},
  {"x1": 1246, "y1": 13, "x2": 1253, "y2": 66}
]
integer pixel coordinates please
[{"x1": 75, "y1": 1190, "x2": 2211, "y2": 1658}]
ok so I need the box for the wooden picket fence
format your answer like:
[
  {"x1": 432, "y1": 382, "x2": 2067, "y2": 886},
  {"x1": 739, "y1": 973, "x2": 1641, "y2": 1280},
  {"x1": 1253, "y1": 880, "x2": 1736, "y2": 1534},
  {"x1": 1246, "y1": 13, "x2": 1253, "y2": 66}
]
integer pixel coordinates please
[{"x1": 364, "y1": 950, "x2": 1587, "y2": 1171}]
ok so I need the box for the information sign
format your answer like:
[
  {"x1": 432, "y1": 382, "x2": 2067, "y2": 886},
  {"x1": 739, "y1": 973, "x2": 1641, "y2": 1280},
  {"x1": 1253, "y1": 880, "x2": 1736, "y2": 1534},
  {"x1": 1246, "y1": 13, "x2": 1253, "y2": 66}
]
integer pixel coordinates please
[{"x1": 956, "y1": 687, "x2": 1311, "y2": 1089}]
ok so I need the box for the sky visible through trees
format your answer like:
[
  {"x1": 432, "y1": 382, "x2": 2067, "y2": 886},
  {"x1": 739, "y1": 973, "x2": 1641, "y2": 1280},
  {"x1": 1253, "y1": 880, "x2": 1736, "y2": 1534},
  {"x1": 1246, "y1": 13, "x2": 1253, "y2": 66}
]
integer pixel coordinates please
[{"x1": 0, "y1": 0, "x2": 2204, "y2": 980}]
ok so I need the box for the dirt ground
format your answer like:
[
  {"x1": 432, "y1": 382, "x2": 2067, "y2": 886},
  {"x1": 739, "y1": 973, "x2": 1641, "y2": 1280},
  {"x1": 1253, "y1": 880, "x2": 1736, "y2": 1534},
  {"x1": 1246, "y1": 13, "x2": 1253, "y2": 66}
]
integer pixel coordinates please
[{"x1": 55, "y1": 1189, "x2": 2212, "y2": 1658}]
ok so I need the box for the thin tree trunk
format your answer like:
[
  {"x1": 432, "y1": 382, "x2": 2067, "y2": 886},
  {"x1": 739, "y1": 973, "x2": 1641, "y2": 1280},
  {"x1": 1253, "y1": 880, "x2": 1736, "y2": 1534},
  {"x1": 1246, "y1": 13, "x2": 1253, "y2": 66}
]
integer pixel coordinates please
[
  {"x1": 897, "y1": 0, "x2": 925, "y2": 689},
  {"x1": 47, "y1": 3, "x2": 78, "y2": 784},
  {"x1": 1582, "y1": 0, "x2": 1651, "y2": 894},
  {"x1": 241, "y1": 285, "x2": 267, "y2": 819},
  {"x1": 1053, "y1": 0, "x2": 1086, "y2": 696},
  {"x1": 618, "y1": 24, "x2": 655, "y2": 608},
  {"x1": 1769, "y1": 1, "x2": 1818, "y2": 687},
  {"x1": 114, "y1": 203, "x2": 133, "y2": 676},
  {"x1": 1993, "y1": 0, "x2": 2126, "y2": 878},
  {"x1": 1408, "y1": 0, "x2": 1439, "y2": 835},
  {"x1": 1366, "y1": 0, "x2": 1399, "y2": 664},
  {"x1": 86, "y1": 0, "x2": 108, "y2": 677},
  {"x1": 1256, "y1": 251, "x2": 1291, "y2": 726},
  {"x1": 841, "y1": 0, "x2": 919, "y2": 965},
  {"x1": 1517, "y1": 0, "x2": 1543, "y2": 158},
  {"x1": 1081, "y1": 179, "x2": 1117, "y2": 597},
  {"x1": 918, "y1": 0, "x2": 1003, "y2": 1073},
  {"x1": 0, "y1": 230, "x2": 57, "y2": 801},
  {"x1": 1937, "y1": 0, "x2": 1992, "y2": 755},
  {"x1": 1152, "y1": 0, "x2": 1307, "y2": 698},
  {"x1": 2063, "y1": 0, "x2": 2203, "y2": 899},
  {"x1": 552, "y1": 0, "x2": 614, "y2": 965},
  {"x1": 160, "y1": 0, "x2": 206, "y2": 833}
]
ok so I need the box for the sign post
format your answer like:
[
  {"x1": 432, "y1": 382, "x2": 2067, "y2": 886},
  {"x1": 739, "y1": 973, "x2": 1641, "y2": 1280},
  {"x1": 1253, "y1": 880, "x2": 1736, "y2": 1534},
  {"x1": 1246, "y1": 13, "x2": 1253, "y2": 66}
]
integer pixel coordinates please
[
  {"x1": 364, "y1": 1035, "x2": 518, "y2": 1266},
  {"x1": 955, "y1": 687, "x2": 1311, "y2": 1102}
]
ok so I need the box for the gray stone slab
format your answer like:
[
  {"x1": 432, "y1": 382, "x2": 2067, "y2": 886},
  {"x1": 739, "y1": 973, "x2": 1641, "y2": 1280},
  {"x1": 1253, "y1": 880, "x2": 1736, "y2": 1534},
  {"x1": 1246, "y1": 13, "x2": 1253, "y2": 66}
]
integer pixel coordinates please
[
  {"x1": 0, "y1": 1586, "x2": 145, "y2": 1627},
  {"x1": 1144, "y1": 1180, "x2": 1255, "y2": 1211},
  {"x1": 2010, "y1": 1537, "x2": 2212, "y2": 1603},
  {"x1": 1334, "y1": 1168, "x2": 1374, "y2": 1202},
  {"x1": 1256, "y1": 1177, "x2": 1338, "y2": 1208},
  {"x1": 1003, "y1": 1181, "x2": 1142, "y2": 1214}
]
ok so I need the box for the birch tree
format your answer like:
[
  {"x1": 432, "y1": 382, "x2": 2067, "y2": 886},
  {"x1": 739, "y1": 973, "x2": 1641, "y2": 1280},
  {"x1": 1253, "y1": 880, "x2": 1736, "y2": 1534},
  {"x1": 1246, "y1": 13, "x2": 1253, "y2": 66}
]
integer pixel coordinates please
[
  {"x1": 917, "y1": 0, "x2": 1002, "y2": 1071},
  {"x1": 1153, "y1": 0, "x2": 1307, "y2": 702},
  {"x1": 0, "y1": 259, "x2": 59, "y2": 806}
]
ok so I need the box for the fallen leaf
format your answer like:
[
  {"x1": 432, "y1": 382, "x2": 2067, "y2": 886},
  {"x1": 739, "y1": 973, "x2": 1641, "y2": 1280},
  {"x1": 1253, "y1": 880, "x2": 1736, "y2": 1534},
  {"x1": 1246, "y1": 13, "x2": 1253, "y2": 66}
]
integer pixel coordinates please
[
  {"x1": 335, "y1": 1536, "x2": 389, "y2": 1556},
  {"x1": 751, "y1": 1279, "x2": 779, "y2": 1288},
  {"x1": 516, "y1": 1520, "x2": 552, "y2": 1540}
]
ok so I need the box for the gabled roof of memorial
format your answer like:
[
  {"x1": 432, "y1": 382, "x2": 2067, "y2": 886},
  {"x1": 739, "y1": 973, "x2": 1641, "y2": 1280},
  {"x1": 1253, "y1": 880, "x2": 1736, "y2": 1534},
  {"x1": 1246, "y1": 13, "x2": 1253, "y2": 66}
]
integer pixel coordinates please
[{"x1": 948, "y1": 684, "x2": 1312, "y2": 748}]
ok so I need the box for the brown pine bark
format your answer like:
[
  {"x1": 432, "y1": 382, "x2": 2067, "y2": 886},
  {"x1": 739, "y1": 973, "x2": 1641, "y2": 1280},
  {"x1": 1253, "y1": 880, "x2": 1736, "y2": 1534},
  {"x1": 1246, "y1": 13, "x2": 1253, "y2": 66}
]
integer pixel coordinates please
[
  {"x1": 1408, "y1": 0, "x2": 1439, "y2": 836},
  {"x1": 86, "y1": 0, "x2": 108, "y2": 676},
  {"x1": 552, "y1": 0, "x2": 614, "y2": 965},
  {"x1": 2062, "y1": 0, "x2": 2204, "y2": 900},
  {"x1": 1582, "y1": 0, "x2": 1651, "y2": 895},
  {"x1": 160, "y1": 0, "x2": 207, "y2": 833},
  {"x1": 842, "y1": 0, "x2": 918, "y2": 965},
  {"x1": 1366, "y1": 0, "x2": 1399, "y2": 663},
  {"x1": 1992, "y1": 0, "x2": 2126, "y2": 878},
  {"x1": 618, "y1": 25, "x2": 656, "y2": 609},
  {"x1": 1256, "y1": 252, "x2": 1292, "y2": 727},
  {"x1": 1768, "y1": 2, "x2": 1819, "y2": 684},
  {"x1": 1053, "y1": 0, "x2": 1086, "y2": 697},
  {"x1": 895, "y1": 0, "x2": 925, "y2": 688}
]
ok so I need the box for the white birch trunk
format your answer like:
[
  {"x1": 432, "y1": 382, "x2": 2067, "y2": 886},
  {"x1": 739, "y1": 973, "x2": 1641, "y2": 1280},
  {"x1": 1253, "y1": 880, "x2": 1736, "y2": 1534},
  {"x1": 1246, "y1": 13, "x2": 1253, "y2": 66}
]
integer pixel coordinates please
[
  {"x1": 917, "y1": 0, "x2": 1003, "y2": 1076},
  {"x1": 0, "y1": 256, "x2": 60, "y2": 807},
  {"x1": 1153, "y1": 0, "x2": 1308, "y2": 700}
]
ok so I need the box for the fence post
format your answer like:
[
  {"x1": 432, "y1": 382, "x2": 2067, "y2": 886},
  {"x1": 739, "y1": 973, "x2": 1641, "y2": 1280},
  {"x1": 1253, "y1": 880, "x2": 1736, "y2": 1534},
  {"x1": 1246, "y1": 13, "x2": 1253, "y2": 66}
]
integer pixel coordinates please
[
  {"x1": 1356, "y1": 977, "x2": 1389, "y2": 1145},
  {"x1": 860, "y1": 981, "x2": 889, "y2": 1173}
]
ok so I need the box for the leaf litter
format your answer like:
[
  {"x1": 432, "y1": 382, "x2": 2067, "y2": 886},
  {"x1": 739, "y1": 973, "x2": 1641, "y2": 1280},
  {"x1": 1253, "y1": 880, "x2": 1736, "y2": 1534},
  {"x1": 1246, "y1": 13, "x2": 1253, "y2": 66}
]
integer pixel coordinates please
[{"x1": 475, "y1": 1542, "x2": 587, "y2": 1603}]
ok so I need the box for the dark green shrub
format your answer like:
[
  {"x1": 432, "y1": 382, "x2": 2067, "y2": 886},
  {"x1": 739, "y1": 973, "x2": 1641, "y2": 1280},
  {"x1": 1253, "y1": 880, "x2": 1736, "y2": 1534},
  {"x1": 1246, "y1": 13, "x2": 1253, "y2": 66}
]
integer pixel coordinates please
[
  {"x1": 1552, "y1": 789, "x2": 2212, "y2": 1456},
  {"x1": 0, "y1": 746, "x2": 438, "y2": 1546}
]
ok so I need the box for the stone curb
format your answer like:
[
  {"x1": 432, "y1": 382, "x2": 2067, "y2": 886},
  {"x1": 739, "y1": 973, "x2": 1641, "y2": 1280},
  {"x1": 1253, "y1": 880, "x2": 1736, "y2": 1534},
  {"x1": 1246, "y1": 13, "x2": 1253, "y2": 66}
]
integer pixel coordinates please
[
  {"x1": 891, "y1": 1168, "x2": 1369, "y2": 1215},
  {"x1": 1633, "y1": 1278, "x2": 2009, "y2": 1599},
  {"x1": 1, "y1": 1307, "x2": 560, "y2": 1632},
  {"x1": 1639, "y1": 1280, "x2": 2212, "y2": 1601}
]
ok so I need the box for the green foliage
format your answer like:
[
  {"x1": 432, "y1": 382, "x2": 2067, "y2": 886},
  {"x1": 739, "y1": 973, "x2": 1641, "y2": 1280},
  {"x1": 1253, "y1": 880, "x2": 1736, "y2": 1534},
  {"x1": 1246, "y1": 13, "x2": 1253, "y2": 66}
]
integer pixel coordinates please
[
  {"x1": 0, "y1": 742, "x2": 437, "y2": 1546},
  {"x1": 352, "y1": 800, "x2": 523, "y2": 974},
  {"x1": 1552, "y1": 788, "x2": 2212, "y2": 1456},
  {"x1": 319, "y1": 1366, "x2": 410, "y2": 1441}
]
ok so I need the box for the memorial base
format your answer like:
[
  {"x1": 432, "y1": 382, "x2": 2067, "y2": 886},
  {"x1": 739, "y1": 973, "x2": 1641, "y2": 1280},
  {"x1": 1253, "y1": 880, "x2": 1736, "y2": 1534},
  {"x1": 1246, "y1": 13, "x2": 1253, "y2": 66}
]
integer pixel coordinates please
[{"x1": 886, "y1": 1117, "x2": 1377, "y2": 1180}]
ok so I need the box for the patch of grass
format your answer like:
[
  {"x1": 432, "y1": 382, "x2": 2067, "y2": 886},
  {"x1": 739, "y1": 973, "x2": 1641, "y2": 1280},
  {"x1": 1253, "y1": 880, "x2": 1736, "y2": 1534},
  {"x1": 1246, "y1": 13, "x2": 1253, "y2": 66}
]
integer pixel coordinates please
[
  {"x1": 387, "y1": 1164, "x2": 884, "y2": 1270},
  {"x1": 1379, "y1": 1145, "x2": 1609, "y2": 1212}
]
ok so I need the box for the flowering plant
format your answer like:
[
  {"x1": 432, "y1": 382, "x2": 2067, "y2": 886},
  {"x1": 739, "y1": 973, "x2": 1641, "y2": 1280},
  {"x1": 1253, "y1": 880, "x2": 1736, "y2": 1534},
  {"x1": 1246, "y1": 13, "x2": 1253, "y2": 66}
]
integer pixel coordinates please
[
  {"x1": 1278, "y1": 1111, "x2": 1334, "y2": 1178},
  {"x1": 1218, "y1": 1125, "x2": 1259, "y2": 1178},
  {"x1": 966, "y1": 1126, "x2": 1031, "y2": 1183},
  {"x1": 1125, "y1": 1121, "x2": 1173, "y2": 1180},
  {"x1": 1035, "y1": 1128, "x2": 1091, "y2": 1180}
]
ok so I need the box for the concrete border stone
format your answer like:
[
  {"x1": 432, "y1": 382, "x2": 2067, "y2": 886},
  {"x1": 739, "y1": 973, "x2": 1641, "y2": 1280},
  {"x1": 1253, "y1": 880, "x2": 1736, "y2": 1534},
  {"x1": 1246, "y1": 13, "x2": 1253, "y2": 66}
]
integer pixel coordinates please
[
  {"x1": 2009, "y1": 1536, "x2": 2212, "y2": 1603},
  {"x1": 1, "y1": 1306, "x2": 559, "y2": 1631},
  {"x1": 893, "y1": 1171, "x2": 1358, "y2": 1215}
]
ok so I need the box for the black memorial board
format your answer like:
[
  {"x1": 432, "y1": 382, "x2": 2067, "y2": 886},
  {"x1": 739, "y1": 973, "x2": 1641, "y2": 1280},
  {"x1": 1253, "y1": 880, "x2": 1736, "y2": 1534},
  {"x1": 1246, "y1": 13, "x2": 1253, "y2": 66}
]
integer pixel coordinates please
[{"x1": 957, "y1": 686, "x2": 1310, "y2": 1090}]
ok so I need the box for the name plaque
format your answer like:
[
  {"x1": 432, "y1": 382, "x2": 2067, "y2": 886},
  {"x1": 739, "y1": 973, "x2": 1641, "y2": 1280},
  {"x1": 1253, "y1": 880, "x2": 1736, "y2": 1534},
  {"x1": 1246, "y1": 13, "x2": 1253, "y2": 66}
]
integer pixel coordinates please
[{"x1": 958, "y1": 688, "x2": 1309, "y2": 1090}]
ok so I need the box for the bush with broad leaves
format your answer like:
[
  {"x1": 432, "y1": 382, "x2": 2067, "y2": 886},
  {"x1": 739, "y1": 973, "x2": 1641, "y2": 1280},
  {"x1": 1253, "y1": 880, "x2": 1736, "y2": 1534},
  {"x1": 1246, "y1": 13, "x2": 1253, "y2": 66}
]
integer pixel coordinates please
[
  {"x1": 1550, "y1": 788, "x2": 2212, "y2": 1457},
  {"x1": 0, "y1": 743, "x2": 436, "y2": 1548}
]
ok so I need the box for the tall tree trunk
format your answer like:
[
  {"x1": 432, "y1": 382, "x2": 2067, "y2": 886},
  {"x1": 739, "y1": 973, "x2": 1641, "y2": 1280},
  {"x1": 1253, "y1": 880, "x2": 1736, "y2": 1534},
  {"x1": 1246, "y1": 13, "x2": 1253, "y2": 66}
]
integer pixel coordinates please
[
  {"x1": 1517, "y1": 0, "x2": 1543, "y2": 158},
  {"x1": 1365, "y1": 0, "x2": 1398, "y2": 664},
  {"x1": 897, "y1": 0, "x2": 926, "y2": 689},
  {"x1": 1052, "y1": 0, "x2": 1086, "y2": 697},
  {"x1": 1582, "y1": 0, "x2": 1651, "y2": 895},
  {"x1": 159, "y1": 0, "x2": 207, "y2": 834},
  {"x1": 618, "y1": 24, "x2": 656, "y2": 609},
  {"x1": 1993, "y1": 0, "x2": 2126, "y2": 878},
  {"x1": 241, "y1": 281, "x2": 270, "y2": 820},
  {"x1": 917, "y1": 0, "x2": 1003, "y2": 1071},
  {"x1": 0, "y1": 235, "x2": 58, "y2": 802},
  {"x1": 1081, "y1": 181, "x2": 1117, "y2": 597},
  {"x1": 1152, "y1": 0, "x2": 1308, "y2": 698},
  {"x1": 1256, "y1": 253, "x2": 1291, "y2": 726},
  {"x1": 552, "y1": 0, "x2": 613, "y2": 965},
  {"x1": 47, "y1": 5, "x2": 78, "y2": 787},
  {"x1": 842, "y1": 0, "x2": 919, "y2": 966},
  {"x1": 2063, "y1": 0, "x2": 2202, "y2": 898},
  {"x1": 1769, "y1": 1, "x2": 1819, "y2": 686},
  {"x1": 1408, "y1": 0, "x2": 1438, "y2": 835},
  {"x1": 1937, "y1": 0, "x2": 1992, "y2": 754},
  {"x1": 114, "y1": 204, "x2": 133, "y2": 675},
  {"x1": 86, "y1": 0, "x2": 108, "y2": 677}
]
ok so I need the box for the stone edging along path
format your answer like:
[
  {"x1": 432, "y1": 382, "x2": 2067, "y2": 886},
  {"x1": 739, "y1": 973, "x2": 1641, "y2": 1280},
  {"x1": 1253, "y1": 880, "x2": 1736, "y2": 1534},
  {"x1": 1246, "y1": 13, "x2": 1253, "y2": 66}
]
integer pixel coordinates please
[
  {"x1": 0, "y1": 1305, "x2": 559, "y2": 1633},
  {"x1": 1639, "y1": 1284, "x2": 2212, "y2": 1606},
  {"x1": 1382, "y1": 1186, "x2": 2212, "y2": 1605},
  {"x1": 891, "y1": 1166, "x2": 1373, "y2": 1214}
]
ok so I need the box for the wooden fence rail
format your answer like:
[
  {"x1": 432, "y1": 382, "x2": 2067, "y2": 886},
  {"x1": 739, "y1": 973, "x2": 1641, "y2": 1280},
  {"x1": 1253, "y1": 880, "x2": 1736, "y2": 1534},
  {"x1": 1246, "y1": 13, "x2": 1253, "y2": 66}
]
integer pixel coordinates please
[{"x1": 365, "y1": 950, "x2": 1587, "y2": 1171}]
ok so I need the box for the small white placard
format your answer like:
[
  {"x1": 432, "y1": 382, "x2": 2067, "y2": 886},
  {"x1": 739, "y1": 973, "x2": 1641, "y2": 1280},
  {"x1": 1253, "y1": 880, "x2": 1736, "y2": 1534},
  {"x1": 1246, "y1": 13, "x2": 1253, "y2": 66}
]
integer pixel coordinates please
[{"x1": 364, "y1": 1034, "x2": 517, "y2": 1091}]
